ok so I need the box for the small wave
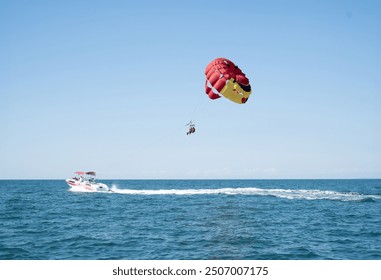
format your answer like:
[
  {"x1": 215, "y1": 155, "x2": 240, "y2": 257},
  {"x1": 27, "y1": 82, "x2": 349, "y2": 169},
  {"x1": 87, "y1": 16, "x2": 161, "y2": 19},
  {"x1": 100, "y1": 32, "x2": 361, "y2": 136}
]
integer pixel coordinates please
[
  {"x1": 357, "y1": 197, "x2": 377, "y2": 203},
  {"x1": 110, "y1": 187, "x2": 381, "y2": 202}
]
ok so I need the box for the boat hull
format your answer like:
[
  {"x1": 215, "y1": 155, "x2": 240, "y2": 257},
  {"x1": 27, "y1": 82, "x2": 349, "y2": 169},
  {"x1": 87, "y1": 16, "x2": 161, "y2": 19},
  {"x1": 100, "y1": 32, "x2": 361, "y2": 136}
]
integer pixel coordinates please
[{"x1": 66, "y1": 179, "x2": 109, "y2": 192}]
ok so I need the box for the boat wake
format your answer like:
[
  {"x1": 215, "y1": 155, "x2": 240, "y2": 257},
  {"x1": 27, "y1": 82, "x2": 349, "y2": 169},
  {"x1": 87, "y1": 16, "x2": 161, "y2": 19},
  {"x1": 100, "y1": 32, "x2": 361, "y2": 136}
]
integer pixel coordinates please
[{"x1": 109, "y1": 186, "x2": 380, "y2": 202}]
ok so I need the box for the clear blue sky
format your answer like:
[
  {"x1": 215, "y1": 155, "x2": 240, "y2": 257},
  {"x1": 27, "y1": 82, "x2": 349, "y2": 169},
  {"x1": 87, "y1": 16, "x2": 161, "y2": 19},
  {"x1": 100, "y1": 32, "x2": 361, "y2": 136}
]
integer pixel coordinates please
[{"x1": 1, "y1": 0, "x2": 380, "y2": 179}]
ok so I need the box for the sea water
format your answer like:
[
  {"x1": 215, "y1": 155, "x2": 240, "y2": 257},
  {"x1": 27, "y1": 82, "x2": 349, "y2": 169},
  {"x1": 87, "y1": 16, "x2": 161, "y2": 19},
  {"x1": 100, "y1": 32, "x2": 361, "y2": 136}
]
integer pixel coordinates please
[{"x1": 0, "y1": 179, "x2": 380, "y2": 260}]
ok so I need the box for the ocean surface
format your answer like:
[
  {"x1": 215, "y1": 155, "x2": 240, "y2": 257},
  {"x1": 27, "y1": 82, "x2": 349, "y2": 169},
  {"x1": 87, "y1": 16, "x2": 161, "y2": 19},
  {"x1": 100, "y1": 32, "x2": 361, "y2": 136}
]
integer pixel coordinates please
[{"x1": 0, "y1": 179, "x2": 380, "y2": 260}]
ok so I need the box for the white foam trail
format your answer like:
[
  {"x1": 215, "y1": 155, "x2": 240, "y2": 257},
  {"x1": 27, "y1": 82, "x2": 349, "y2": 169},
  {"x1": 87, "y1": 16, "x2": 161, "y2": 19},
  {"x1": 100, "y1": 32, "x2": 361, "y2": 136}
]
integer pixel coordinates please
[{"x1": 110, "y1": 187, "x2": 380, "y2": 202}]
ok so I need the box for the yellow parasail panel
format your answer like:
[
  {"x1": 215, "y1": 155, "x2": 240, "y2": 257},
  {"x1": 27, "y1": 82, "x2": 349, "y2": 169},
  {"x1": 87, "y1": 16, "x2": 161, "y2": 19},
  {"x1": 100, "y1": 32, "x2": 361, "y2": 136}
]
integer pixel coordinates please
[{"x1": 220, "y1": 78, "x2": 252, "y2": 104}]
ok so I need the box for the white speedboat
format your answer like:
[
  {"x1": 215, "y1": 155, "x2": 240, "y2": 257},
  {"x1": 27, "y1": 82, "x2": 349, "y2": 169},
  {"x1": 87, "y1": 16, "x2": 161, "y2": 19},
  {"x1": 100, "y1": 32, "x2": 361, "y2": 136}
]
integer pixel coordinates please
[{"x1": 66, "y1": 171, "x2": 109, "y2": 192}]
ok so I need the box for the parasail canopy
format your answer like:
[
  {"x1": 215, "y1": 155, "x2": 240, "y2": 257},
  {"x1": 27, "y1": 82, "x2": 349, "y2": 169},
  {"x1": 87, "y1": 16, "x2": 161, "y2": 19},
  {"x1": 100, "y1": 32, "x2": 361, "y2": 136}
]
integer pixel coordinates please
[{"x1": 205, "y1": 58, "x2": 252, "y2": 104}]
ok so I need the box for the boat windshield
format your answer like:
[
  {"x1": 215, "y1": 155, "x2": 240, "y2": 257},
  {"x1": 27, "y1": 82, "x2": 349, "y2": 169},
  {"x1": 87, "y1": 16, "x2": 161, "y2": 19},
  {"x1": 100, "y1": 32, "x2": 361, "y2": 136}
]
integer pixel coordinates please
[{"x1": 72, "y1": 171, "x2": 97, "y2": 182}]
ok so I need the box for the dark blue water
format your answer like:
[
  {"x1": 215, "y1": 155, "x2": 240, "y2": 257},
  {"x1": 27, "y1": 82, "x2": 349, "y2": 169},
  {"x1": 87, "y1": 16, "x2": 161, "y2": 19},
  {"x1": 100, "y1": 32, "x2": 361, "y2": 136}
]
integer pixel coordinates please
[{"x1": 0, "y1": 179, "x2": 380, "y2": 260}]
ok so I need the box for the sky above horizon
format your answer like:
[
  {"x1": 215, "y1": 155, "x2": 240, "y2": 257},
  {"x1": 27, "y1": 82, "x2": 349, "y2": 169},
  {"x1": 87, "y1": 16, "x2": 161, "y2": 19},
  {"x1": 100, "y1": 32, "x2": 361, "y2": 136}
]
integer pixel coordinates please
[{"x1": 1, "y1": 0, "x2": 380, "y2": 179}]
